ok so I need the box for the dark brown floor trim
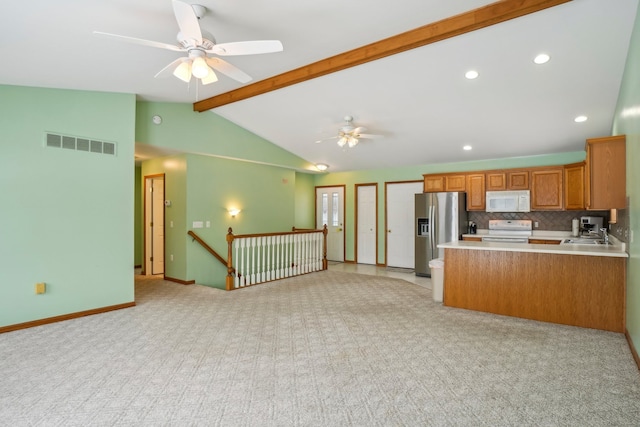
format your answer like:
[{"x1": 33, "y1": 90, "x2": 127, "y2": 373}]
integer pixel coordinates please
[
  {"x1": 0, "y1": 302, "x2": 136, "y2": 334},
  {"x1": 164, "y1": 276, "x2": 195, "y2": 285},
  {"x1": 625, "y1": 329, "x2": 640, "y2": 371}
]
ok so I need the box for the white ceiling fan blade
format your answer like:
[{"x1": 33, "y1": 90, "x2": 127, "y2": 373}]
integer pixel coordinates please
[
  {"x1": 207, "y1": 40, "x2": 283, "y2": 56},
  {"x1": 352, "y1": 126, "x2": 366, "y2": 134},
  {"x1": 93, "y1": 31, "x2": 183, "y2": 52},
  {"x1": 314, "y1": 136, "x2": 339, "y2": 144},
  {"x1": 154, "y1": 57, "x2": 188, "y2": 78},
  {"x1": 172, "y1": 0, "x2": 203, "y2": 45},
  {"x1": 357, "y1": 133, "x2": 383, "y2": 139},
  {"x1": 205, "y1": 57, "x2": 252, "y2": 83}
]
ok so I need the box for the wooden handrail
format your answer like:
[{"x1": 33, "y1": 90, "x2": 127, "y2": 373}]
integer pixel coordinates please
[{"x1": 187, "y1": 230, "x2": 231, "y2": 270}]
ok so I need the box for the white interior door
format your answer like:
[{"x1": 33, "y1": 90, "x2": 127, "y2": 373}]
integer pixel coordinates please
[
  {"x1": 356, "y1": 184, "x2": 377, "y2": 265},
  {"x1": 386, "y1": 182, "x2": 422, "y2": 268},
  {"x1": 316, "y1": 186, "x2": 344, "y2": 262},
  {"x1": 145, "y1": 176, "x2": 165, "y2": 275}
]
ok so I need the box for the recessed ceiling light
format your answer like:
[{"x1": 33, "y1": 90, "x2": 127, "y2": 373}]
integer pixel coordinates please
[
  {"x1": 463, "y1": 145, "x2": 472, "y2": 151},
  {"x1": 465, "y1": 70, "x2": 479, "y2": 80},
  {"x1": 574, "y1": 115, "x2": 588, "y2": 123},
  {"x1": 534, "y1": 53, "x2": 550, "y2": 64}
]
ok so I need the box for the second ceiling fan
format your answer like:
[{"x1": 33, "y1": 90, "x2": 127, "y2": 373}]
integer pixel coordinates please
[
  {"x1": 94, "y1": 0, "x2": 283, "y2": 85},
  {"x1": 315, "y1": 116, "x2": 383, "y2": 148}
]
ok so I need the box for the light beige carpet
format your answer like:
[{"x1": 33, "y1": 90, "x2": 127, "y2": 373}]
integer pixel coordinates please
[{"x1": 1, "y1": 271, "x2": 639, "y2": 426}]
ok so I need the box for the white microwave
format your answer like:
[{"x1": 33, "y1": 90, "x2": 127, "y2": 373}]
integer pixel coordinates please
[{"x1": 485, "y1": 190, "x2": 531, "y2": 213}]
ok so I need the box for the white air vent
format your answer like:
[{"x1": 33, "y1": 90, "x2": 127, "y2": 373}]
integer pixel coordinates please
[{"x1": 45, "y1": 132, "x2": 117, "y2": 157}]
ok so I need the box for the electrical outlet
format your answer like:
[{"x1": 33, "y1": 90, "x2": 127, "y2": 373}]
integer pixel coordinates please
[
  {"x1": 35, "y1": 282, "x2": 46, "y2": 294},
  {"x1": 170, "y1": 254, "x2": 174, "y2": 261},
  {"x1": 534, "y1": 221, "x2": 539, "y2": 228}
]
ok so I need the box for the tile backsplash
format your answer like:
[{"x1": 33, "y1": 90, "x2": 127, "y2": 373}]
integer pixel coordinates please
[{"x1": 468, "y1": 209, "x2": 629, "y2": 243}]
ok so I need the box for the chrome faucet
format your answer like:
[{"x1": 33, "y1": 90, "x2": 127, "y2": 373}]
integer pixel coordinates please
[{"x1": 600, "y1": 227, "x2": 609, "y2": 244}]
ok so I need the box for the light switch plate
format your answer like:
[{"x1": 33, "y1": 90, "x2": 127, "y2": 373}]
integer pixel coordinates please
[{"x1": 193, "y1": 221, "x2": 204, "y2": 228}]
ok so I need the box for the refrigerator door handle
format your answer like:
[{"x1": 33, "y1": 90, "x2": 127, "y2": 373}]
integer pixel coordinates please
[{"x1": 430, "y1": 204, "x2": 436, "y2": 256}]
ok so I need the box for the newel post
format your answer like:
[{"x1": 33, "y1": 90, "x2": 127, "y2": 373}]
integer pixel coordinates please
[
  {"x1": 226, "y1": 227, "x2": 235, "y2": 291},
  {"x1": 322, "y1": 224, "x2": 328, "y2": 270}
]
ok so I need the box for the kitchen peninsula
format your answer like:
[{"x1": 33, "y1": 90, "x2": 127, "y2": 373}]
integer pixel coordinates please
[{"x1": 438, "y1": 240, "x2": 627, "y2": 332}]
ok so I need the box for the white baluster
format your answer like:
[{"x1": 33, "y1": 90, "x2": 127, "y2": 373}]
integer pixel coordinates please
[{"x1": 234, "y1": 239, "x2": 239, "y2": 288}]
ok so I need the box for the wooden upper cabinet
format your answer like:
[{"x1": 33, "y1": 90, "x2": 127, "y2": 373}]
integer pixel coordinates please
[
  {"x1": 445, "y1": 175, "x2": 466, "y2": 192},
  {"x1": 486, "y1": 170, "x2": 528, "y2": 190},
  {"x1": 486, "y1": 172, "x2": 506, "y2": 191},
  {"x1": 585, "y1": 135, "x2": 626, "y2": 210},
  {"x1": 564, "y1": 162, "x2": 585, "y2": 210},
  {"x1": 531, "y1": 168, "x2": 563, "y2": 210},
  {"x1": 507, "y1": 171, "x2": 529, "y2": 190},
  {"x1": 424, "y1": 175, "x2": 445, "y2": 192},
  {"x1": 466, "y1": 174, "x2": 485, "y2": 211},
  {"x1": 423, "y1": 174, "x2": 466, "y2": 192}
]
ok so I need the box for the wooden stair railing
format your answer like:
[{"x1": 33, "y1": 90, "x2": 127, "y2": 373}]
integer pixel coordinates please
[
  {"x1": 188, "y1": 227, "x2": 327, "y2": 291},
  {"x1": 226, "y1": 226, "x2": 328, "y2": 291},
  {"x1": 187, "y1": 230, "x2": 234, "y2": 274}
]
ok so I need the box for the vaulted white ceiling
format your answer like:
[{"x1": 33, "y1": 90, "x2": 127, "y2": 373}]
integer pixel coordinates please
[{"x1": 1, "y1": 0, "x2": 637, "y2": 172}]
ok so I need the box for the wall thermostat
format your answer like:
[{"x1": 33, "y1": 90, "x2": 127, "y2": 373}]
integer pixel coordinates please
[{"x1": 152, "y1": 115, "x2": 162, "y2": 125}]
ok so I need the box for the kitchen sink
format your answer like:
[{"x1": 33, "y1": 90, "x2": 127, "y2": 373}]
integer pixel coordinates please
[{"x1": 561, "y1": 238, "x2": 610, "y2": 245}]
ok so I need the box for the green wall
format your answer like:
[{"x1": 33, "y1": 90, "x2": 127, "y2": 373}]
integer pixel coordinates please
[
  {"x1": 0, "y1": 85, "x2": 135, "y2": 327},
  {"x1": 313, "y1": 152, "x2": 585, "y2": 263},
  {"x1": 612, "y1": 4, "x2": 640, "y2": 357},
  {"x1": 135, "y1": 101, "x2": 313, "y2": 171}
]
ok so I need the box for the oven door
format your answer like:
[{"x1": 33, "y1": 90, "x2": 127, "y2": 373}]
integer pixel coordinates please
[{"x1": 482, "y1": 236, "x2": 529, "y2": 244}]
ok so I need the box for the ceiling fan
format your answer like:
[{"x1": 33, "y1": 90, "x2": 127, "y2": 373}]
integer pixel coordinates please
[
  {"x1": 93, "y1": 0, "x2": 283, "y2": 85},
  {"x1": 315, "y1": 116, "x2": 383, "y2": 148}
]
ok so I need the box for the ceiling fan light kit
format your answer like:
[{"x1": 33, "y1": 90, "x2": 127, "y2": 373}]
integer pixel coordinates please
[
  {"x1": 93, "y1": 0, "x2": 283, "y2": 88},
  {"x1": 317, "y1": 115, "x2": 382, "y2": 149}
]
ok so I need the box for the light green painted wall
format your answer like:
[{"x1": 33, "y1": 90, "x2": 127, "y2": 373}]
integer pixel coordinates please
[
  {"x1": 294, "y1": 172, "x2": 316, "y2": 228},
  {"x1": 612, "y1": 4, "x2": 640, "y2": 355},
  {"x1": 185, "y1": 154, "x2": 296, "y2": 288},
  {"x1": 135, "y1": 101, "x2": 314, "y2": 171},
  {"x1": 314, "y1": 152, "x2": 585, "y2": 263},
  {"x1": 0, "y1": 85, "x2": 135, "y2": 327}
]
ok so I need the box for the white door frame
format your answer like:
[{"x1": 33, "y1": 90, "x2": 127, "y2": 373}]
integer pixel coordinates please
[
  {"x1": 144, "y1": 174, "x2": 165, "y2": 276},
  {"x1": 355, "y1": 183, "x2": 378, "y2": 265},
  {"x1": 315, "y1": 185, "x2": 345, "y2": 262}
]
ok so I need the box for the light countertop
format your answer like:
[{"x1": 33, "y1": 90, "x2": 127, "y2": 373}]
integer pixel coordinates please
[{"x1": 439, "y1": 237, "x2": 628, "y2": 258}]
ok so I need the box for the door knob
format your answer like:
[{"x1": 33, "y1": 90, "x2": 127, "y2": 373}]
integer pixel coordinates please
[{"x1": 337, "y1": 228, "x2": 342, "y2": 232}]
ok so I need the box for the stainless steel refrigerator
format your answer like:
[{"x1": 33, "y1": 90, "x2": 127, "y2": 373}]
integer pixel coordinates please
[{"x1": 415, "y1": 192, "x2": 467, "y2": 277}]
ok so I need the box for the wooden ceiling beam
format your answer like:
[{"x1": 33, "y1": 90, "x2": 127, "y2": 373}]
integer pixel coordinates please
[{"x1": 193, "y1": 0, "x2": 571, "y2": 112}]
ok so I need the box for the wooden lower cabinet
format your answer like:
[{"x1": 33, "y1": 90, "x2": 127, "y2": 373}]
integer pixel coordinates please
[
  {"x1": 443, "y1": 248, "x2": 625, "y2": 332},
  {"x1": 528, "y1": 239, "x2": 561, "y2": 245},
  {"x1": 462, "y1": 236, "x2": 482, "y2": 242}
]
